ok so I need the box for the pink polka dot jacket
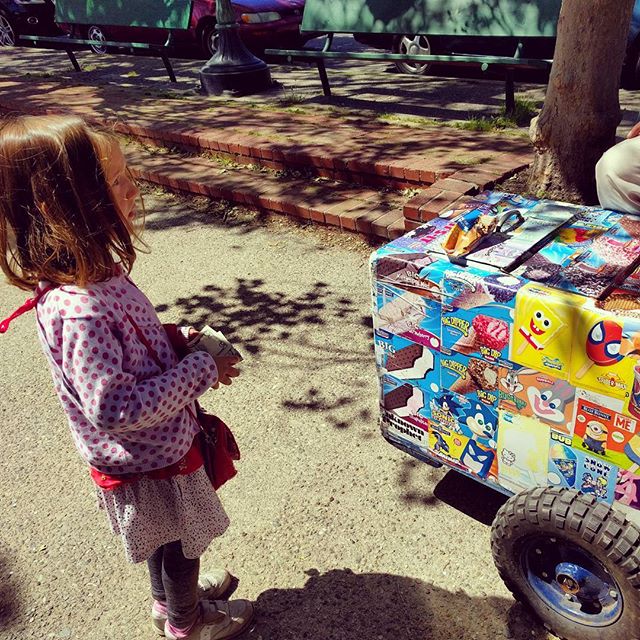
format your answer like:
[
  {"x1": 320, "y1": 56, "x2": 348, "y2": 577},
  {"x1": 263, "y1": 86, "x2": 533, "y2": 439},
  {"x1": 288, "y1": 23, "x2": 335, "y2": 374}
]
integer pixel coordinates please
[{"x1": 35, "y1": 272, "x2": 219, "y2": 474}]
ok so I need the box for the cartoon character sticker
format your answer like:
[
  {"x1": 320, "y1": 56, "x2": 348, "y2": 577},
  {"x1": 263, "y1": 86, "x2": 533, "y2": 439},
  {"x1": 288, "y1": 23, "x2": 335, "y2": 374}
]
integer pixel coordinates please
[
  {"x1": 569, "y1": 306, "x2": 640, "y2": 399},
  {"x1": 511, "y1": 284, "x2": 582, "y2": 378},
  {"x1": 499, "y1": 366, "x2": 575, "y2": 435},
  {"x1": 571, "y1": 394, "x2": 640, "y2": 471},
  {"x1": 615, "y1": 470, "x2": 640, "y2": 510},
  {"x1": 497, "y1": 410, "x2": 550, "y2": 494},
  {"x1": 459, "y1": 402, "x2": 498, "y2": 449},
  {"x1": 548, "y1": 431, "x2": 617, "y2": 504},
  {"x1": 428, "y1": 422, "x2": 470, "y2": 470}
]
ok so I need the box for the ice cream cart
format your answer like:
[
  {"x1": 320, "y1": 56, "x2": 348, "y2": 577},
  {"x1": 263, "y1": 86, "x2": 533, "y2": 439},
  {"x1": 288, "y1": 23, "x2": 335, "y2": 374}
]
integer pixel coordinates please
[{"x1": 371, "y1": 192, "x2": 640, "y2": 640}]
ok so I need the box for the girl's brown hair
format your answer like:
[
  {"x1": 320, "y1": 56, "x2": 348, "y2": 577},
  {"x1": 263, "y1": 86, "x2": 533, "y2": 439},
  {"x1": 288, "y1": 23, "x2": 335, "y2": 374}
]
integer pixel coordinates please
[{"x1": 0, "y1": 114, "x2": 139, "y2": 290}]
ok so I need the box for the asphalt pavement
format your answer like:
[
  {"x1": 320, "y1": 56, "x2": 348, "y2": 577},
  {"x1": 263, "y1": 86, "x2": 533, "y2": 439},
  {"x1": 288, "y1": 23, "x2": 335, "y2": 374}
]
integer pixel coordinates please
[{"x1": 0, "y1": 190, "x2": 554, "y2": 640}]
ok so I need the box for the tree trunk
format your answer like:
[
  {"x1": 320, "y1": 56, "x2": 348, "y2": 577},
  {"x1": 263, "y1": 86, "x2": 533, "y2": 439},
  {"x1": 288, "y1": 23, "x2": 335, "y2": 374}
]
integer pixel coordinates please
[{"x1": 528, "y1": 0, "x2": 635, "y2": 203}]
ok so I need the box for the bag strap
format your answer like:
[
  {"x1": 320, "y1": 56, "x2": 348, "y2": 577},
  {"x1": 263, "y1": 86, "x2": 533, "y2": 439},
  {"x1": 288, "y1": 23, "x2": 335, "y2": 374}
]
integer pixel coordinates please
[
  {"x1": 0, "y1": 284, "x2": 54, "y2": 333},
  {"x1": 124, "y1": 312, "x2": 165, "y2": 372},
  {"x1": 125, "y1": 312, "x2": 203, "y2": 430}
]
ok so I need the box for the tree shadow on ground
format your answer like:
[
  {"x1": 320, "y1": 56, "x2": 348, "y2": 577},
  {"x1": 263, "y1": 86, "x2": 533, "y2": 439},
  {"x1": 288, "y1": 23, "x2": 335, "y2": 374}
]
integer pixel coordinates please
[
  {"x1": 242, "y1": 568, "x2": 548, "y2": 640},
  {"x1": 157, "y1": 280, "x2": 370, "y2": 360},
  {"x1": 0, "y1": 547, "x2": 25, "y2": 634}
]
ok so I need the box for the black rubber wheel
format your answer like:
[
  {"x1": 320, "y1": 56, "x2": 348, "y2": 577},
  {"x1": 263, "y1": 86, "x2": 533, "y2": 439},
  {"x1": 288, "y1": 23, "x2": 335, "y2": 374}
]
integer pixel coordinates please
[
  {"x1": 0, "y1": 10, "x2": 17, "y2": 47},
  {"x1": 200, "y1": 22, "x2": 219, "y2": 58},
  {"x1": 86, "y1": 24, "x2": 109, "y2": 55},
  {"x1": 391, "y1": 34, "x2": 432, "y2": 75},
  {"x1": 491, "y1": 487, "x2": 640, "y2": 640}
]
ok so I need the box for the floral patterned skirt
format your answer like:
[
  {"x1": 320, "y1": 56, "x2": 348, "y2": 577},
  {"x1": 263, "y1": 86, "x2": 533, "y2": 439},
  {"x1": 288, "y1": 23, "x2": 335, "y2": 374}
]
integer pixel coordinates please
[{"x1": 96, "y1": 466, "x2": 230, "y2": 563}]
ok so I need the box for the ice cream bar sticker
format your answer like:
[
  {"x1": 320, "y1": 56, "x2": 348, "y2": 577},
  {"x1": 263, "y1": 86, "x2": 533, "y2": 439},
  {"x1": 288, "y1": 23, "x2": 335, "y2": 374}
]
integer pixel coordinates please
[
  {"x1": 516, "y1": 302, "x2": 563, "y2": 355},
  {"x1": 511, "y1": 284, "x2": 580, "y2": 378},
  {"x1": 573, "y1": 319, "x2": 623, "y2": 380}
]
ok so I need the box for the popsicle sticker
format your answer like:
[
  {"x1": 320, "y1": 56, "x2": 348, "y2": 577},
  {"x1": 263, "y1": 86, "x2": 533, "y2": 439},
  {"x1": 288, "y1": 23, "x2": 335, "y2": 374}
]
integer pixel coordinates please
[
  {"x1": 574, "y1": 319, "x2": 624, "y2": 380},
  {"x1": 516, "y1": 302, "x2": 564, "y2": 355}
]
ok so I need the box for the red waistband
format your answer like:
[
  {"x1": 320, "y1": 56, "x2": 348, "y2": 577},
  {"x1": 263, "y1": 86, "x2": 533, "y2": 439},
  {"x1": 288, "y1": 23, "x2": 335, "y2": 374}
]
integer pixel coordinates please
[{"x1": 90, "y1": 439, "x2": 203, "y2": 490}]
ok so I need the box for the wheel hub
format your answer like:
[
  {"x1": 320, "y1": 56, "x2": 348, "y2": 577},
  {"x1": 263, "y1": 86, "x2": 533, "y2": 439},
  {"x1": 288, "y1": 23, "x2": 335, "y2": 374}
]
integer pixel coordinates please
[
  {"x1": 521, "y1": 537, "x2": 623, "y2": 626},
  {"x1": 556, "y1": 573, "x2": 580, "y2": 595}
]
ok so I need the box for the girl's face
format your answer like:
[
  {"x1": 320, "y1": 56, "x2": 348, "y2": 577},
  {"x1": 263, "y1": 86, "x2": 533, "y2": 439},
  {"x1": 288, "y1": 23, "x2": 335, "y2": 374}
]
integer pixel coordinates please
[{"x1": 105, "y1": 142, "x2": 139, "y2": 223}]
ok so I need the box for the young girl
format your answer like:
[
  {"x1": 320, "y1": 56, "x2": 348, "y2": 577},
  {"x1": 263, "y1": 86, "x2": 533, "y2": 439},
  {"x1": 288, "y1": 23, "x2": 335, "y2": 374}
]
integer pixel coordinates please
[{"x1": 0, "y1": 114, "x2": 254, "y2": 640}]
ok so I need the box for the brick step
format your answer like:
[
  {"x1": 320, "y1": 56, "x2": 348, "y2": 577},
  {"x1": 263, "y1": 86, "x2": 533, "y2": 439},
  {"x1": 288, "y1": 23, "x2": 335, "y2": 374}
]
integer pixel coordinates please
[
  {"x1": 125, "y1": 146, "x2": 408, "y2": 240},
  {"x1": 0, "y1": 78, "x2": 532, "y2": 193}
]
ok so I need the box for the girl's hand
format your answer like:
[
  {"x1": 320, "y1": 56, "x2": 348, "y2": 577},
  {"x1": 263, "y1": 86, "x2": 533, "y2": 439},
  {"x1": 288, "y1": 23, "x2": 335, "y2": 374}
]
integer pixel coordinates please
[{"x1": 212, "y1": 355, "x2": 241, "y2": 389}]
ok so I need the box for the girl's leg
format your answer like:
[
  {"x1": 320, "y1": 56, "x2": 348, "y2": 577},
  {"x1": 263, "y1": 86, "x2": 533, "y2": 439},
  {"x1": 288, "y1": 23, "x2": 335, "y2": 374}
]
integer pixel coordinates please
[
  {"x1": 147, "y1": 546, "x2": 167, "y2": 603},
  {"x1": 162, "y1": 540, "x2": 200, "y2": 630}
]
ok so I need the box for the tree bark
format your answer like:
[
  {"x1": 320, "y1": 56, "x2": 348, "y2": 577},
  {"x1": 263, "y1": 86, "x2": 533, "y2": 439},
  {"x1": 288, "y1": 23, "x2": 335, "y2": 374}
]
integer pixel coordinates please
[{"x1": 528, "y1": 0, "x2": 635, "y2": 203}]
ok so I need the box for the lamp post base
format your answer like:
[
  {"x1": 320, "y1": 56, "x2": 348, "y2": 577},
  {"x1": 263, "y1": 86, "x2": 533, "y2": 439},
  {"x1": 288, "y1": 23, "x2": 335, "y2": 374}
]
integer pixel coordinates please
[
  {"x1": 199, "y1": 22, "x2": 274, "y2": 96},
  {"x1": 200, "y1": 62, "x2": 273, "y2": 96}
]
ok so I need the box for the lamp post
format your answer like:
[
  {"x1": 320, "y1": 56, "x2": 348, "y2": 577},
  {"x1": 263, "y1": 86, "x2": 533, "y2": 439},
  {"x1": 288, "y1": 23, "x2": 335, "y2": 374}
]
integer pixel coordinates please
[{"x1": 200, "y1": 0, "x2": 273, "y2": 96}]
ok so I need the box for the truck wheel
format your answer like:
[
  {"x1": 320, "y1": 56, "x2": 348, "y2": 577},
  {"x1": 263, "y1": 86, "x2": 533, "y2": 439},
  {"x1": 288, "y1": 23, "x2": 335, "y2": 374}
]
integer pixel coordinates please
[
  {"x1": 491, "y1": 487, "x2": 640, "y2": 640},
  {"x1": 86, "y1": 25, "x2": 108, "y2": 55},
  {"x1": 0, "y1": 10, "x2": 16, "y2": 47},
  {"x1": 201, "y1": 23, "x2": 219, "y2": 58},
  {"x1": 392, "y1": 34, "x2": 431, "y2": 75}
]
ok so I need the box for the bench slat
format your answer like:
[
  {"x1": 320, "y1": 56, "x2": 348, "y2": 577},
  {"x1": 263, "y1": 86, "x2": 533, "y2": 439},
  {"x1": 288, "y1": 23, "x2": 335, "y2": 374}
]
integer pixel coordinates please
[
  {"x1": 265, "y1": 49, "x2": 552, "y2": 69},
  {"x1": 20, "y1": 35, "x2": 156, "y2": 49},
  {"x1": 300, "y1": 0, "x2": 560, "y2": 38}
]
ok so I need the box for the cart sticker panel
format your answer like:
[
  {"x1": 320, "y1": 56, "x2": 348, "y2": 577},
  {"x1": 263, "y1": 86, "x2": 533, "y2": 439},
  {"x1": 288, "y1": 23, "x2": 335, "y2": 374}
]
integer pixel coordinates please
[
  {"x1": 571, "y1": 394, "x2": 640, "y2": 471},
  {"x1": 497, "y1": 410, "x2": 550, "y2": 494},
  {"x1": 498, "y1": 365, "x2": 575, "y2": 435},
  {"x1": 380, "y1": 407, "x2": 429, "y2": 452},
  {"x1": 374, "y1": 283, "x2": 442, "y2": 351}
]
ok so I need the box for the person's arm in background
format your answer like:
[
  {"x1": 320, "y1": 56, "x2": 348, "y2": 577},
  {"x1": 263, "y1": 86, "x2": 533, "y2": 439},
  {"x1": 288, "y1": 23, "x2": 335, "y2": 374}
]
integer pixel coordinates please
[{"x1": 596, "y1": 114, "x2": 640, "y2": 213}]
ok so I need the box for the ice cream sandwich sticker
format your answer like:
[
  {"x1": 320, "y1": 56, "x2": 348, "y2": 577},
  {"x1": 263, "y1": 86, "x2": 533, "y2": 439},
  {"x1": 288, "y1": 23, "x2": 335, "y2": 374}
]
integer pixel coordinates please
[
  {"x1": 375, "y1": 334, "x2": 441, "y2": 395},
  {"x1": 374, "y1": 282, "x2": 442, "y2": 352}
]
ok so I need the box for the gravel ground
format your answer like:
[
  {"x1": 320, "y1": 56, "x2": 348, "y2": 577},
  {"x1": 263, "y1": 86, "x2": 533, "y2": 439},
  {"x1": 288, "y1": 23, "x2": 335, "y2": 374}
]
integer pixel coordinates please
[{"x1": 0, "y1": 191, "x2": 555, "y2": 640}]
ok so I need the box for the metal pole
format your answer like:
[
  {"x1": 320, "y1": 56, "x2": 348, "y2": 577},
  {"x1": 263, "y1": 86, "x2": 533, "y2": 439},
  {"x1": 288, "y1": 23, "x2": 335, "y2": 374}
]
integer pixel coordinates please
[{"x1": 199, "y1": 0, "x2": 273, "y2": 96}]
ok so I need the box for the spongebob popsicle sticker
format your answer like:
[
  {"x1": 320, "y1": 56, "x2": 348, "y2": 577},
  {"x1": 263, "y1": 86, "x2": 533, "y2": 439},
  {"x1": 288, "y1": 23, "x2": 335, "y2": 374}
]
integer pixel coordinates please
[
  {"x1": 516, "y1": 305, "x2": 561, "y2": 354},
  {"x1": 512, "y1": 284, "x2": 582, "y2": 378}
]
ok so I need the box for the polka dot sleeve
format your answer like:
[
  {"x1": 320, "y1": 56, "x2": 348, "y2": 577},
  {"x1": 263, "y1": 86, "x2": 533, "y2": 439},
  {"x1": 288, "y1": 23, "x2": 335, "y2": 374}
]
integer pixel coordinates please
[{"x1": 60, "y1": 316, "x2": 218, "y2": 433}]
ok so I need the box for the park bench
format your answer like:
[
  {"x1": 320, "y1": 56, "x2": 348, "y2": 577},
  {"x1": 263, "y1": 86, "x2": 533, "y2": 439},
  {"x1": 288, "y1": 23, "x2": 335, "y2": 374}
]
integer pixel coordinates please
[
  {"x1": 18, "y1": 0, "x2": 193, "y2": 83},
  {"x1": 265, "y1": 0, "x2": 559, "y2": 114}
]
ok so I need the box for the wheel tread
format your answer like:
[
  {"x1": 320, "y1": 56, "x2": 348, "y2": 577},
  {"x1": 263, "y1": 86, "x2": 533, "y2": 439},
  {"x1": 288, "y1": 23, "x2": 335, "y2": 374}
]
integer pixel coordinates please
[{"x1": 491, "y1": 487, "x2": 640, "y2": 640}]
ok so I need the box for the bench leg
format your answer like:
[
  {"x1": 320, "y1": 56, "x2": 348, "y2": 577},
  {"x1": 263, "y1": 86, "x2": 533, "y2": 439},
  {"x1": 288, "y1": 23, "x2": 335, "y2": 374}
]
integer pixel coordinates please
[
  {"x1": 66, "y1": 48, "x2": 82, "y2": 73},
  {"x1": 161, "y1": 54, "x2": 177, "y2": 83},
  {"x1": 505, "y1": 70, "x2": 515, "y2": 116},
  {"x1": 317, "y1": 59, "x2": 331, "y2": 97}
]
